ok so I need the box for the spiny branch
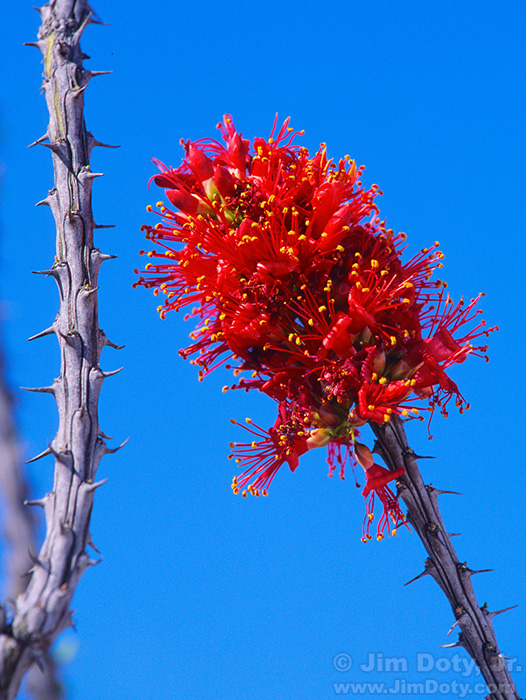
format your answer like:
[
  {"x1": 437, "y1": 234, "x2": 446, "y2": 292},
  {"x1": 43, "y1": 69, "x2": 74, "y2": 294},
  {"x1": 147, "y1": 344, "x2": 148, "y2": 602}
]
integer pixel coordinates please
[
  {"x1": 0, "y1": 2, "x2": 121, "y2": 697},
  {"x1": 370, "y1": 415, "x2": 519, "y2": 700}
]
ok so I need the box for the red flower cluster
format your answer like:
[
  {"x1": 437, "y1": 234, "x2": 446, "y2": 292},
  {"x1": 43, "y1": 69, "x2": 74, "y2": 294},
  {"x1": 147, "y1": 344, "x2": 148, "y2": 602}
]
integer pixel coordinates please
[{"x1": 135, "y1": 115, "x2": 494, "y2": 540}]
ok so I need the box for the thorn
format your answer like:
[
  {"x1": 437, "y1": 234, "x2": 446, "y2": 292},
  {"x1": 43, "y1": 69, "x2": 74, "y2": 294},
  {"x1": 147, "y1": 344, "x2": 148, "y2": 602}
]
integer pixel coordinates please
[
  {"x1": 83, "y1": 171, "x2": 104, "y2": 179},
  {"x1": 427, "y1": 485, "x2": 463, "y2": 496},
  {"x1": 94, "y1": 223, "x2": 116, "y2": 229},
  {"x1": 27, "y1": 134, "x2": 49, "y2": 148},
  {"x1": 483, "y1": 604, "x2": 519, "y2": 619},
  {"x1": 84, "y1": 477, "x2": 108, "y2": 492},
  {"x1": 32, "y1": 6, "x2": 43, "y2": 14},
  {"x1": 32, "y1": 267, "x2": 59, "y2": 277},
  {"x1": 101, "y1": 366, "x2": 124, "y2": 378},
  {"x1": 441, "y1": 640, "x2": 464, "y2": 649},
  {"x1": 24, "y1": 498, "x2": 46, "y2": 508},
  {"x1": 448, "y1": 533, "x2": 461, "y2": 537},
  {"x1": 104, "y1": 337, "x2": 125, "y2": 350},
  {"x1": 90, "y1": 139, "x2": 120, "y2": 149},
  {"x1": 457, "y1": 561, "x2": 494, "y2": 577},
  {"x1": 105, "y1": 436, "x2": 129, "y2": 454},
  {"x1": 81, "y1": 285, "x2": 99, "y2": 296},
  {"x1": 92, "y1": 249, "x2": 117, "y2": 262},
  {"x1": 35, "y1": 198, "x2": 51, "y2": 207},
  {"x1": 73, "y1": 10, "x2": 93, "y2": 37},
  {"x1": 87, "y1": 533, "x2": 100, "y2": 554},
  {"x1": 26, "y1": 446, "x2": 52, "y2": 463},
  {"x1": 98, "y1": 429, "x2": 113, "y2": 440},
  {"x1": 404, "y1": 558, "x2": 435, "y2": 586},
  {"x1": 447, "y1": 619, "x2": 460, "y2": 636},
  {"x1": 469, "y1": 568, "x2": 494, "y2": 576},
  {"x1": 404, "y1": 570, "x2": 429, "y2": 586},
  {"x1": 20, "y1": 385, "x2": 55, "y2": 395},
  {"x1": 36, "y1": 141, "x2": 63, "y2": 152},
  {"x1": 413, "y1": 454, "x2": 436, "y2": 459},
  {"x1": 23, "y1": 42, "x2": 41, "y2": 49},
  {"x1": 89, "y1": 70, "x2": 113, "y2": 77},
  {"x1": 27, "y1": 325, "x2": 56, "y2": 342},
  {"x1": 71, "y1": 84, "x2": 88, "y2": 97}
]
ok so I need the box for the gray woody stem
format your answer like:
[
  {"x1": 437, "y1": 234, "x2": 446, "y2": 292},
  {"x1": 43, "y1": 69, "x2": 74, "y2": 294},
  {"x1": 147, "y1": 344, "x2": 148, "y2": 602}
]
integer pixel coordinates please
[
  {"x1": 0, "y1": 2, "x2": 122, "y2": 697},
  {"x1": 0, "y1": 344, "x2": 62, "y2": 699},
  {"x1": 370, "y1": 416, "x2": 519, "y2": 700}
]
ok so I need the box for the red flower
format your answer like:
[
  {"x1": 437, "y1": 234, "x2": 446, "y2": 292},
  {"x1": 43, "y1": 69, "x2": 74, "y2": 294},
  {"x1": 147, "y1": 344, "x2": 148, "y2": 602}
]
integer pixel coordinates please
[
  {"x1": 354, "y1": 442, "x2": 408, "y2": 541},
  {"x1": 135, "y1": 115, "x2": 495, "y2": 539}
]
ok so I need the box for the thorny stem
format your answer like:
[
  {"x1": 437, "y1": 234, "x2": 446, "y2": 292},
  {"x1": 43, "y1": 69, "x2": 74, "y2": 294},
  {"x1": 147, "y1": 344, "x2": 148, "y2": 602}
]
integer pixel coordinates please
[
  {"x1": 0, "y1": 2, "x2": 120, "y2": 698},
  {"x1": 0, "y1": 343, "x2": 62, "y2": 699},
  {"x1": 371, "y1": 416, "x2": 520, "y2": 700}
]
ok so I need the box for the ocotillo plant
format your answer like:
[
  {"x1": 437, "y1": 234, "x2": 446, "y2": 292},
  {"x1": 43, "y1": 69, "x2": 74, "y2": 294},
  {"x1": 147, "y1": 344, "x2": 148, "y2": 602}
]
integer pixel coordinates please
[
  {"x1": 0, "y1": 2, "x2": 120, "y2": 698},
  {"x1": 135, "y1": 115, "x2": 519, "y2": 699}
]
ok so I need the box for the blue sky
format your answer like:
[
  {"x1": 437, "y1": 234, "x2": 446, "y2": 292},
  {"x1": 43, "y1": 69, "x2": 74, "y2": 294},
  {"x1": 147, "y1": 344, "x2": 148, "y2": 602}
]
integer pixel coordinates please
[{"x1": 1, "y1": 1, "x2": 525, "y2": 699}]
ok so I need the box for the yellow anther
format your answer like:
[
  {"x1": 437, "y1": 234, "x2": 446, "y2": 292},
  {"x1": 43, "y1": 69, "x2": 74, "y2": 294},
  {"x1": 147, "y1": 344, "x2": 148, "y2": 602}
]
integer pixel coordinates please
[
  {"x1": 370, "y1": 259, "x2": 379, "y2": 268},
  {"x1": 246, "y1": 417, "x2": 253, "y2": 424},
  {"x1": 368, "y1": 513, "x2": 374, "y2": 522},
  {"x1": 390, "y1": 336, "x2": 397, "y2": 346},
  {"x1": 222, "y1": 386, "x2": 228, "y2": 393},
  {"x1": 377, "y1": 533, "x2": 384, "y2": 541},
  {"x1": 308, "y1": 319, "x2": 314, "y2": 327},
  {"x1": 318, "y1": 305, "x2": 327, "y2": 313}
]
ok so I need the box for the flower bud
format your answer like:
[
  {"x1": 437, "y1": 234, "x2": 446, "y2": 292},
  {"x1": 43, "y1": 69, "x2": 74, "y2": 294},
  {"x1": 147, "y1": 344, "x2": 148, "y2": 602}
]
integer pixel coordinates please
[
  {"x1": 213, "y1": 165, "x2": 237, "y2": 198},
  {"x1": 306, "y1": 428, "x2": 332, "y2": 450},
  {"x1": 354, "y1": 442, "x2": 375, "y2": 470},
  {"x1": 187, "y1": 144, "x2": 214, "y2": 182},
  {"x1": 166, "y1": 189, "x2": 212, "y2": 216}
]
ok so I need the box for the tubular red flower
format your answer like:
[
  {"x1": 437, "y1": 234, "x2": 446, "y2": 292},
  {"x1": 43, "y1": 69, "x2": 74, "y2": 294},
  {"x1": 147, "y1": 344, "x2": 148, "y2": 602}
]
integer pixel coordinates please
[{"x1": 135, "y1": 115, "x2": 495, "y2": 539}]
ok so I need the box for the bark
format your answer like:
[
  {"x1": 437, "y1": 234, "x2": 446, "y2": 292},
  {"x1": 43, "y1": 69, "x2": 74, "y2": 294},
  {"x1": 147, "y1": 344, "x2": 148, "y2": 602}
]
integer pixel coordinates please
[
  {"x1": 0, "y1": 2, "x2": 121, "y2": 697},
  {"x1": 0, "y1": 344, "x2": 62, "y2": 699},
  {"x1": 371, "y1": 416, "x2": 520, "y2": 700}
]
